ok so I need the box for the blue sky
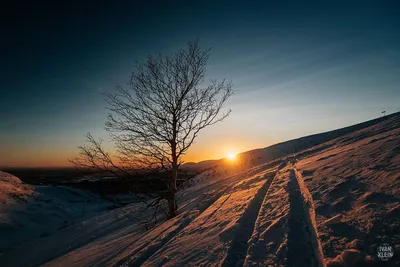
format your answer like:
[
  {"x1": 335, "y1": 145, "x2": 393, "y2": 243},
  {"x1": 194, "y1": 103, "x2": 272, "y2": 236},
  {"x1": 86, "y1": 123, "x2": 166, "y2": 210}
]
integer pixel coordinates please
[{"x1": 1, "y1": 1, "x2": 399, "y2": 167}]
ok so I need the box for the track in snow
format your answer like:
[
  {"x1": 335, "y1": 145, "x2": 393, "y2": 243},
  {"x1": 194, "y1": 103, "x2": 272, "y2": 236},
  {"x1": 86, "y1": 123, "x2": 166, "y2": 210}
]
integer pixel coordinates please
[
  {"x1": 286, "y1": 168, "x2": 325, "y2": 267},
  {"x1": 222, "y1": 171, "x2": 277, "y2": 267}
]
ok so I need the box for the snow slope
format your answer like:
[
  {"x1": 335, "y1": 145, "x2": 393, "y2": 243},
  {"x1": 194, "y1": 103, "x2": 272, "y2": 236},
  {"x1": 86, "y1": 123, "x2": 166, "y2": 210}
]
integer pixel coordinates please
[
  {"x1": 183, "y1": 113, "x2": 399, "y2": 173},
  {"x1": 0, "y1": 171, "x2": 33, "y2": 205},
  {"x1": 0, "y1": 174, "x2": 113, "y2": 254},
  {"x1": 1, "y1": 113, "x2": 399, "y2": 266}
]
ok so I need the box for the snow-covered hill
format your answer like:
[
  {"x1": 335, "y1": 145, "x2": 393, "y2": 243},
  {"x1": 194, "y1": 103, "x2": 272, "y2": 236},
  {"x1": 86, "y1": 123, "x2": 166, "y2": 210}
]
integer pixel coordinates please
[
  {"x1": 0, "y1": 171, "x2": 33, "y2": 205},
  {"x1": 0, "y1": 173, "x2": 114, "y2": 253},
  {"x1": 183, "y1": 112, "x2": 400, "y2": 173},
  {"x1": 1, "y1": 113, "x2": 399, "y2": 266}
]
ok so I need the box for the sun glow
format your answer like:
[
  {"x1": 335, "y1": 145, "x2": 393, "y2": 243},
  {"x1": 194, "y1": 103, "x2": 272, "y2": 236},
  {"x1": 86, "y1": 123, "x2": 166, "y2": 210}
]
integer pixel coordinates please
[{"x1": 227, "y1": 152, "x2": 236, "y2": 160}]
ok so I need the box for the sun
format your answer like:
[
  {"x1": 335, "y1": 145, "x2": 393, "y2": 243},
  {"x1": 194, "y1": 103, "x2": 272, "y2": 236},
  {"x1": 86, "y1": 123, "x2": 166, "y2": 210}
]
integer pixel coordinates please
[{"x1": 227, "y1": 152, "x2": 236, "y2": 160}]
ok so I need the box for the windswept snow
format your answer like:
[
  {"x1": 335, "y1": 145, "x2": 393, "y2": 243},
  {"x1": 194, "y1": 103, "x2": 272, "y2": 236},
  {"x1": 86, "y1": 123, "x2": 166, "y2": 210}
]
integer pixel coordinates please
[{"x1": 295, "y1": 114, "x2": 400, "y2": 266}]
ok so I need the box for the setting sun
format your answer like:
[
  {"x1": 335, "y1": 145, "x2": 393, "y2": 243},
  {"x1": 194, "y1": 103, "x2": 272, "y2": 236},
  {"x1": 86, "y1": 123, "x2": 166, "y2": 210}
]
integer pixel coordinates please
[{"x1": 227, "y1": 152, "x2": 236, "y2": 160}]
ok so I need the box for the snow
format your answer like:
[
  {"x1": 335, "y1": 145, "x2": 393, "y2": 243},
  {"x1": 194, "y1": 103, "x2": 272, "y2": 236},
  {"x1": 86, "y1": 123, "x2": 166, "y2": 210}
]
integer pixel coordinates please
[
  {"x1": 1, "y1": 112, "x2": 399, "y2": 266},
  {"x1": 0, "y1": 171, "x2": 33, "y2": 205},
  {"x1": 244, "y1": 167, "x2": 291, "y2": 266},
  {"x1": 0, "y1": 176, "x2": 113, "y2": 254},
  {"x1": 295, "y1": 114, "x2": 400, "y2": 265},
  {"x1": 144, "y1": 169, "x2": 275, "y2": 267}
]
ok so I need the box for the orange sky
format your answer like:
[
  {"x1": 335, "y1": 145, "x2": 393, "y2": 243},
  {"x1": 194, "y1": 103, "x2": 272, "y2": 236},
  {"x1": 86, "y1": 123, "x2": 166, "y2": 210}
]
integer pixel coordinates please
[
  {"x1": 0, "y1": 108, "x2": 394, "y2": 168},
  {"x1": 0, "y1": 133, "x2": 273, "y2": 168}
]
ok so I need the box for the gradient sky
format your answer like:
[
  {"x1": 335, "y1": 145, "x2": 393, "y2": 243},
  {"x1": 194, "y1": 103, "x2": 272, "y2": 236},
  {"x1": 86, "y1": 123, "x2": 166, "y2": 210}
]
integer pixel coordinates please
[{"x1": 1, "y1": 1, "x2": 399, "y2": 167}]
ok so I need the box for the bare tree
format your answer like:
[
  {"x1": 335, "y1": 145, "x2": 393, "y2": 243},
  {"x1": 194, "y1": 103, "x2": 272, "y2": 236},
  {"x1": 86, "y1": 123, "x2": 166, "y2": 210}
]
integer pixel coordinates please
[{"x1": 71, "y1": 40, "x2": 233, "y2": 219}]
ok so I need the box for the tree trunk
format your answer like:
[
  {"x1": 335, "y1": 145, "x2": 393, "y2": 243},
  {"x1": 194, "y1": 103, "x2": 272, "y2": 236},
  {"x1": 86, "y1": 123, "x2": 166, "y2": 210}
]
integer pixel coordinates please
[
  {"x1": 168, "y1": 115, "x2": 178, "y2": 219},
  {"x1": 168, "y1": 163, "x2": 178, "y2": 218}
]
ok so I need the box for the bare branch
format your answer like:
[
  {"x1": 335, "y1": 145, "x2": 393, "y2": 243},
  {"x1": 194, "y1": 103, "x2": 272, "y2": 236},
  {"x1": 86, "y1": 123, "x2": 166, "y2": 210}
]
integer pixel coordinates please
[{"x1": 71, "y1": 40, "x2": 233, "y2": 219}]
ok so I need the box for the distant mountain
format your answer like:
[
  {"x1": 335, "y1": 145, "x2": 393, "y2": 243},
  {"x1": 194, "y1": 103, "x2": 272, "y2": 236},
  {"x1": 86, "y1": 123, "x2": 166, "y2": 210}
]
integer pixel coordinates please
[{"x1": 183, "y1": 111, "x2": 400, "y2": 171}]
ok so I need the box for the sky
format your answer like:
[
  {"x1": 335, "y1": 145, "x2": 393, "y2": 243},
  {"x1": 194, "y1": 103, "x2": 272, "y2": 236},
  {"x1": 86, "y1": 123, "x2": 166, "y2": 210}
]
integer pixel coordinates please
[{"x1": 1, "y1": 1, "x2": 399, "y2": 167}]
